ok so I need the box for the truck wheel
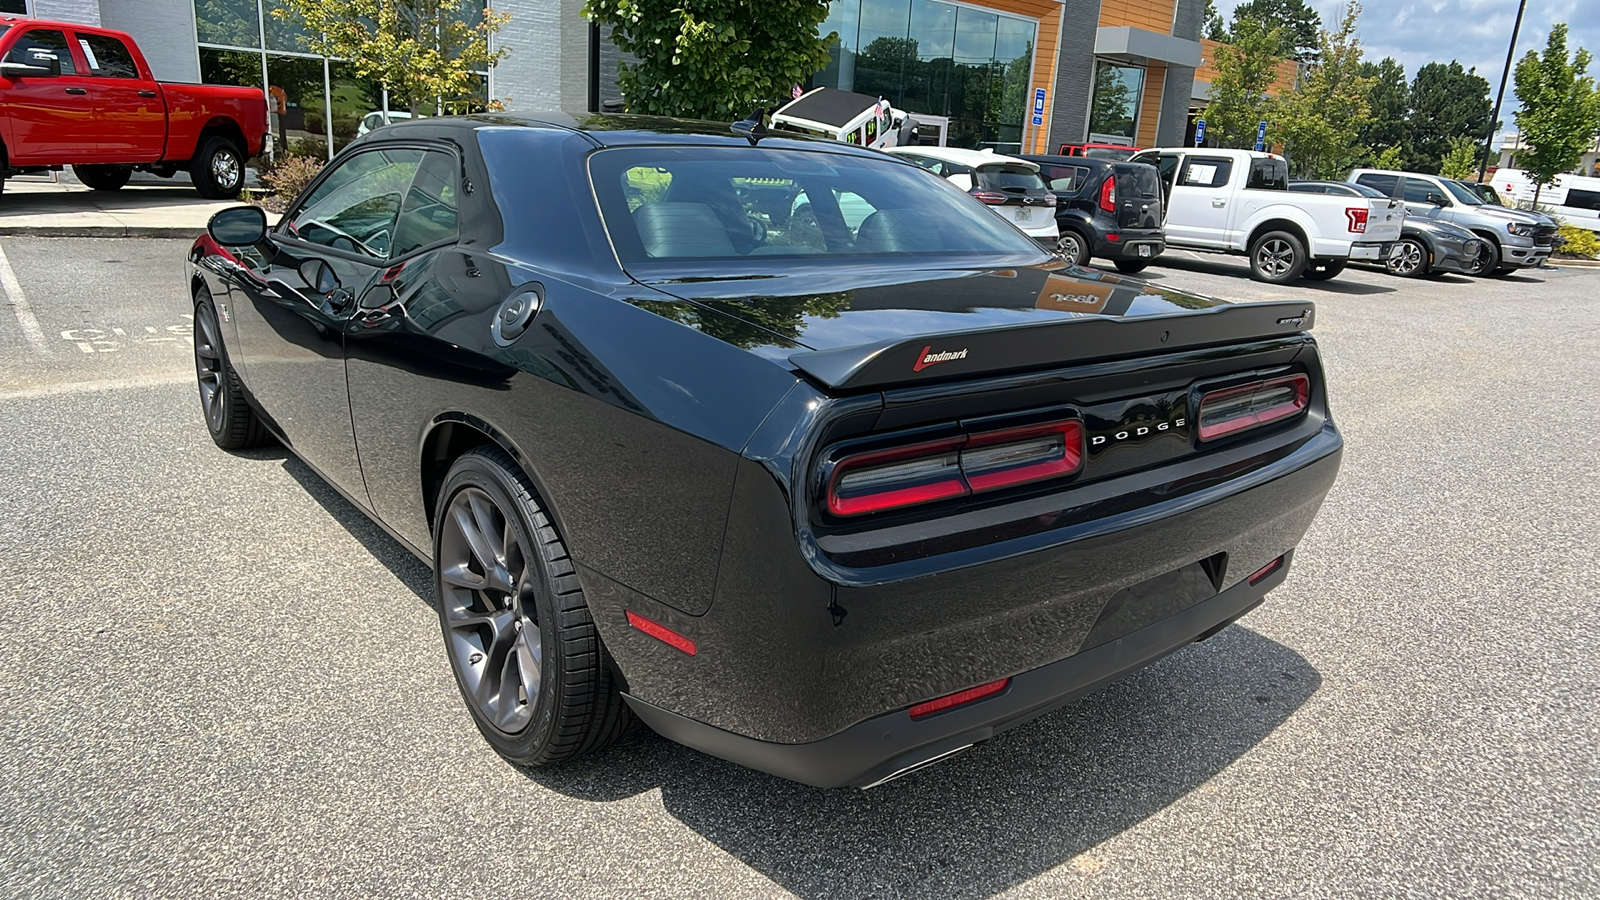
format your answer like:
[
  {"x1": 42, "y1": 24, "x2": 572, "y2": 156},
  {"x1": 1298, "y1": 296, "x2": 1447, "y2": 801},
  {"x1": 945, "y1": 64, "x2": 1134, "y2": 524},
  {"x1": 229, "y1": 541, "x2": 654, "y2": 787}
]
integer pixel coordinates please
[
  {"x1": 1303, "y1": 260, "x2": 1347, "y2": 281},
  {"x1": 1249, "y1": 231, "x2": 1308, "y2": 283},
  {"x1": 190, "y1": 136, "x2": 245, "y2": 200},
  {"x1": 1467, "y1": 239, "x2": 1499, "y2": 276},
  {"x1": 74, "y1": 165, "x2": 133, "y2": 191}
]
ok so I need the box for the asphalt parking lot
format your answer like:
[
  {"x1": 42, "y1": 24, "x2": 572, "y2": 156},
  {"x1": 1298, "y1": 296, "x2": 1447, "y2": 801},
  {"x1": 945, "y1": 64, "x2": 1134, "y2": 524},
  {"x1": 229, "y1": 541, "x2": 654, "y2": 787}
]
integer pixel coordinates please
[{"x1": 2, "y1": 237, "x2": 1596, "y2": 899}]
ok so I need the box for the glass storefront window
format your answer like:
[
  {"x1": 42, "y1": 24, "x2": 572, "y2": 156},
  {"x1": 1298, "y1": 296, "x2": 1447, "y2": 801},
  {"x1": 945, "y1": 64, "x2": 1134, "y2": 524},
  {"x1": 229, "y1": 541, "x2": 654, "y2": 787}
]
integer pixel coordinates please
[
  {"x1": 263, "y1": 0, "x2": 312, "y2": 53},
  {"x1": 1088, "y1": 62, "x2": 1144, "y2": 140},
  {"x1": 195, "y1": 0, "x2": 262, "y2": 49},
  {"x1": 267, "y1": 54, "x2": 327, "y2": 158},
  {"x1": 812, "y1": 0, "x2": 1036, "y2": 152},
  {"x1": 0, "y1": 1, "x2": 28, "y2": 15},
  {"x1": 329, "y1": 60, "x2": 386, "y2": 155},
  {"x1": 199, "y1": 46, "x2": 263, "y2": 91}
]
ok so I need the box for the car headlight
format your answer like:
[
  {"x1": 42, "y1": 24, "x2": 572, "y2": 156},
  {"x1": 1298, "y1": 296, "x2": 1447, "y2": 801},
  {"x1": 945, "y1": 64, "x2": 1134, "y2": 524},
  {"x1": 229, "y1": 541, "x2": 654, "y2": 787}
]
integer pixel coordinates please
[{"x1": 1507, "y1": 222, "x2": 1534, "y2": 236}]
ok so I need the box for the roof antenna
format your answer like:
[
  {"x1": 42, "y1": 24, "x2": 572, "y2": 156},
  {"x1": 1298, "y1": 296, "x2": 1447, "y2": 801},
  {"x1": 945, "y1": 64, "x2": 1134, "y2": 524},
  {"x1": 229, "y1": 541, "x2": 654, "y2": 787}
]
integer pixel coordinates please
[{"x1": 731, "y1": 108, "x2": 769, "y2": 145}]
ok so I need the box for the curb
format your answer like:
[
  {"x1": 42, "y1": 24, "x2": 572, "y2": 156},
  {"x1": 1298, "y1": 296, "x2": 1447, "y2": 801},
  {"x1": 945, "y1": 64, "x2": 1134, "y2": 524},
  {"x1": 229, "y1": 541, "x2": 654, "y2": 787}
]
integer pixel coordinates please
[
  {"x1": 1549, "y1": 256, "x2": 1600, "y2": 269},
  {"x1": 0, "y1": 224, "x2": 201, "y2": 239}
]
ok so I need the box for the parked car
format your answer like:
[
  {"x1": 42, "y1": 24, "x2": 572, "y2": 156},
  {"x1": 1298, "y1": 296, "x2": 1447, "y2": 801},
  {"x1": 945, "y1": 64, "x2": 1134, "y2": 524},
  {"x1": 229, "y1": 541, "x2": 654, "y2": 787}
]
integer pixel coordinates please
[
  {"x1": 188, "y1": 114, "x2": 1342, "y2": 789},
  {"x1": 1129, "y1": 148, "x2": 1404, "y2": 283},
  {"x1": 1020, "y1": 154, "x2": 1164, "y2": 271},
  {"x1": 1289, "y1": 180, "x2": 1488, "y2": 277},
  {"x1": 1057, "y1": 142, "x2": 1141, "y2": 161},
  {"x1": 356, "y1": 109, "x2": 418, "y2": 137},
  {"x1": 1347, "y1": 168, "x2": 1557, "y2": 274},
  {"x1": 770, "y1": 86, "x2": 915, "y2": 150},
  {"x1": 1482, "y1": 168, "x2": 1600, "y2": 234},
  {"x1": 0, "y1": 17, "x2": 268, "y2": 197},
  {"x1": 885, "y1": 145, "x2": 1059, "y2": 246}
]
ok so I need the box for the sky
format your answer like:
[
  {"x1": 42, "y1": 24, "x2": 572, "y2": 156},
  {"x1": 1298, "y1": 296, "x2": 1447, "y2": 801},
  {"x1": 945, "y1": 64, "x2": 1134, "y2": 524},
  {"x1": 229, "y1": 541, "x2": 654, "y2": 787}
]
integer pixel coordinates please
[{"x1": 1213, "y1": 0, "x2": 1600, "y2": 131}]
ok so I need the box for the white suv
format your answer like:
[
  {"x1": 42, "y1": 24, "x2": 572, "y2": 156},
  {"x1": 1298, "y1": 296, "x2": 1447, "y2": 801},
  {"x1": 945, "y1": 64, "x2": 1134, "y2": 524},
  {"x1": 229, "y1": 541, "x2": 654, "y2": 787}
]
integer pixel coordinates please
[{"x1": 886, "y1": 146, "x2": 1060, "y2": 246}]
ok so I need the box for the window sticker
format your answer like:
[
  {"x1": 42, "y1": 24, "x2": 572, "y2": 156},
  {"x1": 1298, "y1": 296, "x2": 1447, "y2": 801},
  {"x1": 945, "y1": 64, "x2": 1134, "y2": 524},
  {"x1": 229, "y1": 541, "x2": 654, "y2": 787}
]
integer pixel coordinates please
[
  {"x1": 78, "y1": 37, "x2": 99, "y2": 70},
  {"x1": 1186, "y1": 164, "x2": 1218, "y2": 186}
]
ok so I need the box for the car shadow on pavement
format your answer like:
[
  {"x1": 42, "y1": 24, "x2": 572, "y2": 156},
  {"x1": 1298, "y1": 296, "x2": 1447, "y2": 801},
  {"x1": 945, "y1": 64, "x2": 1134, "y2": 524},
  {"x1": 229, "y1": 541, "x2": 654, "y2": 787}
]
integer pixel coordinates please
[
  {"x1": 522, "y1": 626, "x2": 1320, "y2": 900},
  {"x1": 1119, "y1": 258, "x2": 1398, "y2": 295},
  {"x1": 278, "y1": 453, "x2": 435, "y2": 607}
]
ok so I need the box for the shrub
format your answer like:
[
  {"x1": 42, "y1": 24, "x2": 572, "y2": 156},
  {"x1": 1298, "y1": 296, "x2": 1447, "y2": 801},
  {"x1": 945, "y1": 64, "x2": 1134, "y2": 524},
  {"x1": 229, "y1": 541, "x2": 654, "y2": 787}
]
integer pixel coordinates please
[
  {"x1": 257, "y1": 155, "x2": 325, "y2": 213},
  {"x1": 1556, "y1": 223, "x2": 1600, "y2": 259}
]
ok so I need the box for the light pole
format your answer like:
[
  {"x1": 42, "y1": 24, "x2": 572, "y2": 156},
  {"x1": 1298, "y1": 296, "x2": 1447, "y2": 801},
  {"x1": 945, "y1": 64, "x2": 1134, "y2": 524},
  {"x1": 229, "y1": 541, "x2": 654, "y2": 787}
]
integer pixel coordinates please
[{"x1": 1478, "y1": 0, "x2": 1529, "y2": 181}]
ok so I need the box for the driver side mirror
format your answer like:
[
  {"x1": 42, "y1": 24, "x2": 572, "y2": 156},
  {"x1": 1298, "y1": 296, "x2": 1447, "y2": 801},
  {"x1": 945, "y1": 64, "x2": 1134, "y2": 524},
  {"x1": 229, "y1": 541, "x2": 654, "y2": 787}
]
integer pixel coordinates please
[
  {"x1": 299, "y1": 258, "x2": 341, "y2": 295},
  {"x1": 206, "y1": 205, "x2": 268, "y2": 246},
  {"x1": 1, "y1": 52, "x2": 62, "y2": 79},
  {"x1": 1425, "y1": 192, "x2": 1447, "y2": 206}
]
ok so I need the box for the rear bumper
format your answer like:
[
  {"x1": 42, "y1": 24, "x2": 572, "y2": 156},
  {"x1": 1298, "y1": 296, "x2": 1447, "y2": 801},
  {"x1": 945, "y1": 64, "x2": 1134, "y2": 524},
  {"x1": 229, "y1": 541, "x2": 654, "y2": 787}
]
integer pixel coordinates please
[
  {"x1": 1347, "y1": 241, "x2": 1396, "y2": 261},
  {"x1": 625, "y1": 551, "x2": 1291, "y2": 788},
  {"x1": 1094, "y1": 231, "x2": 1165, "y2": 260}
]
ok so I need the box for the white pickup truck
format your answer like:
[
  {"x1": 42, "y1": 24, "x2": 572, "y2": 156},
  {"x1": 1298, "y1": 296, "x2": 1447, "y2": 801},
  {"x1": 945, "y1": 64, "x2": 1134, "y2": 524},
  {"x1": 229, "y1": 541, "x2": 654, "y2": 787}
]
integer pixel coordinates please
[{"x1": 1128, "y1": 148, "x2": 1404, "y2": 283}]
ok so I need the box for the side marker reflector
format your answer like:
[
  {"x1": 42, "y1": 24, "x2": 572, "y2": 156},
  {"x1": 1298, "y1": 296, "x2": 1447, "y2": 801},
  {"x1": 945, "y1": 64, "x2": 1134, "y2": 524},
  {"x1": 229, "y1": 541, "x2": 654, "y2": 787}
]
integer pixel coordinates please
[
  {"x1": 909, "y1": 677, "x2": 1011, "y2": 719},
  {"x1": 1248, "y1": 556, "x2": 1285, "y2": 586},
  {"x1": 626, "y1": 611, "x2": 697, "y2": 656}
]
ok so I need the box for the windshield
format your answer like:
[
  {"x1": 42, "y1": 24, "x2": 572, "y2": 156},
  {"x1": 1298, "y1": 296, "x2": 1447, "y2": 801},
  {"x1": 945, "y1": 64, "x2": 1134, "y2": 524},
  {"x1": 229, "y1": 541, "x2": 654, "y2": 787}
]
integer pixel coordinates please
[
  {"x1": 588, "y1": 145, "x2": 1046, "y2": 266},
  {"x1": 1443, "y1": 179, "x2": 1486, "y2": 205}
]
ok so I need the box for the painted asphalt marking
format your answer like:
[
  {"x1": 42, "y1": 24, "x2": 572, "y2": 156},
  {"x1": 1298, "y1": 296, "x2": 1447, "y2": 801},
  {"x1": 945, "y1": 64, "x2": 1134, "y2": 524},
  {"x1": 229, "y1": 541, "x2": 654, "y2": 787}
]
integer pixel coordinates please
[
  {"x1": 0, "y1": 239, "x2": 50, "y2": 356},
  {"x1": 60, "y1": 316, "x2": 193, "y2": 353}
]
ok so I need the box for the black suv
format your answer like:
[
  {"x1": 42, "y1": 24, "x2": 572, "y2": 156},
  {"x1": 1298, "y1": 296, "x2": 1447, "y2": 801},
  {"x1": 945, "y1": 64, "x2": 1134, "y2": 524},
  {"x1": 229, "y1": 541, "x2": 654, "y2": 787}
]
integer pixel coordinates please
[{"x1": 1019, "y1": 155, "x2": 1165, "y2": 272}]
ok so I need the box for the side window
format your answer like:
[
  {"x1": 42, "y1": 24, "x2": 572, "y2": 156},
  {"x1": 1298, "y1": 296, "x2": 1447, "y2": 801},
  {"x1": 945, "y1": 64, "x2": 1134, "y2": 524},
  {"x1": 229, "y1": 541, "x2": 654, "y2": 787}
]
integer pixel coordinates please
[
  {"x1": 389, "y1": 151, "x2": 460, "y2": 258},
  {"x1": 284, "y1": 147, "x2": 425, "y2": 259},
  {"x1": 1154, "y1": 154, "x2": 1181, "y2": 194},
  {"x1": 1246, "y1": 159, "x2": 1288, "y2": 190},
  {"x1": 78, "y1": 34, "x2": 138, "y2": 78},
  {"x1": 1402, "y1": 178, "x2": 1446, "y2": 205},
  {"x1": 1177, "y1": 157, "x2": 1234, "y2": 189},
  {"x1": 1040, "y1": 164, "x2": 1090, "y2": 192},
  {"x1": 6, "y1": 29, "x2": 79, "y2": 75},
  {"x1": 1566, "y1": 189, "x2": 1600, "y2": 212},
  {"x1": 1355, "y1": 173, "x2": 1400, "y2": 196}
]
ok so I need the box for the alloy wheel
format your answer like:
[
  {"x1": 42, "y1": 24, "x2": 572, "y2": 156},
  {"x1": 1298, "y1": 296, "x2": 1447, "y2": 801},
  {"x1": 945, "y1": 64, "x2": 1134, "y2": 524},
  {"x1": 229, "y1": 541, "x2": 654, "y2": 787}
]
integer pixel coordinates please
[
  {"x1": 193, "y1": 305, "x2": 226, "y2": 434},
  {"x1": 438, "y1": 486, "x2": 542, "y2": 734},
  {"x1": 211, "y1": 149, "x2": 241, "y2": 191},
  {"x1": 1057, "y1": 233, "x2": 1083, "y2": 264},
  {"x1": 1389, "y1": 240, "x2": 1425, "y2": 276},
  {"x1": 1256, "y1": 239, "x2": 1295, "y2": 278}
]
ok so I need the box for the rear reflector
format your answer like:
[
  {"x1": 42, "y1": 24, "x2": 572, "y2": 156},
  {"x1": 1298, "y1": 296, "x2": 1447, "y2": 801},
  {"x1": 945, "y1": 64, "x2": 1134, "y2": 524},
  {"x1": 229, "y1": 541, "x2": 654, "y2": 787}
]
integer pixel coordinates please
[
  {"x1": 909, "y1": 678, "x2": 1011, "y2": 718},
  {"x1": 826, "y1": 420, "x2": 1084, "y2": 517},
  {"x1": 1197, "y1": 374, "x2": 1309, "y2": 441},
  {"x1": 1248, "y1": 555, "x2": 1285, "y2": 585},
  {"x1": 626, "y1": 611, "x2": 697, "y2": 655}
]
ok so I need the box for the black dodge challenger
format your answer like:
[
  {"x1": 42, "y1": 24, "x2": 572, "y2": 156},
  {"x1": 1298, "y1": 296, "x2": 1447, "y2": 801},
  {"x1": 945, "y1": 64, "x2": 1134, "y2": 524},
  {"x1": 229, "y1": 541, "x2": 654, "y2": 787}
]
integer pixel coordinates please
[{"x1": 187, "y1": 114, "x2": 1342, "y2": 788}]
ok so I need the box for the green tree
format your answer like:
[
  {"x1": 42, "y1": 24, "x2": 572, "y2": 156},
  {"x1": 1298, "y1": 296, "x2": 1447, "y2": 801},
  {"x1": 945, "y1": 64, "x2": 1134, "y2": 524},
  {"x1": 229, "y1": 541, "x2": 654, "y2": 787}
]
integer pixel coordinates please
[
  {"x1": 1406, "y1": 62, "x2": 1493, "y2": 173},
  {"x1": 1199, "y1": 18, "x2": 1289, "y2": 149},
  {"x1": 1273, "y1": 3, "x2": 1372, "y2": 178},
  {"x1": 1357, "y1": 57, "x2": 1407, "y2": 162},
  {"x1": 584, "y1": 0, "x2": 834, "y2": 119},
  {"x1": 271, "y1": 0, "x2": 509, "y2": 116},
  {"x1": 1513, "y1": 23, "x2": 1600, "y2": 203},
  {"x1": 1438, "y1": 136, "x2": 1481, "y2": 179},
  {"x1": 1204, "y1": 0, "x2": 1228, "y2": 42},
  {"x1": 1231, "y1": 0, "x2": 1322, "y2": 63}
]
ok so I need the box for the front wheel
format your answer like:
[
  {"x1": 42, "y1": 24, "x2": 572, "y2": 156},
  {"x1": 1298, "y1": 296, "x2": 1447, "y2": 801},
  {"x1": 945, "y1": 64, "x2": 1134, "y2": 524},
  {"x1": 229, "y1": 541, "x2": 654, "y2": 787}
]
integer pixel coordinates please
[
  {"x1": 190, "y1": 136, "x2": 245, "y2": 199},
  {"x1": 1386, "y1": 238, "x2": 1429, "y2": 278},
  {"x1": 1113, "y1": 259, "x2": 1149, "y2": 273},
  {"x1": 193, "y1": 288, "x2": 268, "y2": 450},
  {"x1": 1467, "y1": 238, "x2": 1500, "y2": 276},
  {"x1": 1303, "y1": 259, "x2": 1347, "y2": 281},
  {"x1": 435, "y1": 448, "x2": 633, "y2": 767},
  {"x1": 1249, "y1": 231, "x2": 1308, "y2": 283},
  {"x1": 73, "y1": 165, "x2": 132, "y2": 191}
]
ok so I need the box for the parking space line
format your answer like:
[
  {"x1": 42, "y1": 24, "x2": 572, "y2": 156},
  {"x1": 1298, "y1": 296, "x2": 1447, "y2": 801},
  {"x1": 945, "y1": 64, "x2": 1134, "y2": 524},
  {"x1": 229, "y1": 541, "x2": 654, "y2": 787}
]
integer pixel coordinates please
[{"x1": 0, "y1": 240, "x2": 50, "y2": 356}]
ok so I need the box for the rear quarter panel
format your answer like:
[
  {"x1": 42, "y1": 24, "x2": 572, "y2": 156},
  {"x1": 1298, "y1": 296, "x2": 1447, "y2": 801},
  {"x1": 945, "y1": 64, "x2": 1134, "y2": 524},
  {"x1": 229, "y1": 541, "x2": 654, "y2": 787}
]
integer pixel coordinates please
[
  {"x1": 158, "y1": 83, "x2": 267, "y2": 160},
  {"x1": 1237, "y1": 192, "x2": 1358, "y2": 256}
]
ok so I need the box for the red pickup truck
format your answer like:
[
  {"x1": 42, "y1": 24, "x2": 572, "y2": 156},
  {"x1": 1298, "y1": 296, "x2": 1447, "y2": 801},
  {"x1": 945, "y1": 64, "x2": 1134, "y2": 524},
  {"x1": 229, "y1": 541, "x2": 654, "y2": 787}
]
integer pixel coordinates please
[{"x1": 0, "y1": 18, "x2": 268, "y2": 198}]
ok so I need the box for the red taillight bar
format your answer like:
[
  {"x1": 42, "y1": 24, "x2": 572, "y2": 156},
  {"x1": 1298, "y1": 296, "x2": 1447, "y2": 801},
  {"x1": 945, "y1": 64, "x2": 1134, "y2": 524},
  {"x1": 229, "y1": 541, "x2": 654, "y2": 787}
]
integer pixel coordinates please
[
  {"x1": 626, "y1": 611, "x2": 697, "y2": 655},
  {"x1": 909, "y1": 677, "x2": 1011, "y2": 718},
  {"x1": 825, "y1": 420, "x2": 1085, "y2": 517},
  {"x1": 1196, "y1": 374, "x2": 1310, "y2": 442},
  {"x1": 1099, "y1": 176, "x2": 1116, "y2": 212},
  {"x1": 972, "y1": 190, "x2": 1009, "y2": 205}
]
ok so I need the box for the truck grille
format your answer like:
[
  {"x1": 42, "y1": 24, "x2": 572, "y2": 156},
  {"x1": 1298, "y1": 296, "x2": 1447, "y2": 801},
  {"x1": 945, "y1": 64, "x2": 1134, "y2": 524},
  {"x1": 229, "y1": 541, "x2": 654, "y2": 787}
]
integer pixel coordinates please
[{"x1": 1534, "y1": 225, "x2": 1558, "y2": 247}]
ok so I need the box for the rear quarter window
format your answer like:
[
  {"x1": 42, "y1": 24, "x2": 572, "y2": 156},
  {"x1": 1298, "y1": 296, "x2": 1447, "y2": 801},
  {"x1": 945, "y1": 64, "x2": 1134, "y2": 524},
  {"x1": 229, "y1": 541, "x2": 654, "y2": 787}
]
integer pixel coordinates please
[{"x1": 1038, "y1": 164, "x2": 1090, "y2": 193}]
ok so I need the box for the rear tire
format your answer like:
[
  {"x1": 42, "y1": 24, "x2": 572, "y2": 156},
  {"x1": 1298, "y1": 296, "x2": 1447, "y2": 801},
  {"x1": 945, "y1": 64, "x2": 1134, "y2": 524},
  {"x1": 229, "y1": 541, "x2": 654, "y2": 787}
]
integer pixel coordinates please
[
  {"x1": 190, "y1": 136, "x2": 245, "y2": 199},
  {"x1": 1113, "y1": 259, "x2": 1150, "y2": 273},
  {"x1": 435, "y1": 447, "x2": 633, "y2": 767},
  {"x1": 1056, "y1": 229, "x2": 1090, "y2": 266},
  {"x1": 1249, "y1": 230, "x2": 1308, "y2": 283},
  {"x1": 193, "y1": 287, "x2": 268, "y2": 450},
  {"x1": 1303, "y1": 259, "x2": 1347, "y2": 281},
  {"x1": 73, "y1": 165, "x2": 132, "y2": 191}
]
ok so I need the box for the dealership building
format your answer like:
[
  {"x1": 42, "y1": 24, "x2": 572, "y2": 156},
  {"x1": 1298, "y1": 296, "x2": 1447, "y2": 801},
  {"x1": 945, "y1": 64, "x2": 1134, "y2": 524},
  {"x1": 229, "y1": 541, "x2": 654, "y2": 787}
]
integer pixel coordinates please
[{"x1": 5, "y1": 0, "x2": 1202, "y2": 156}]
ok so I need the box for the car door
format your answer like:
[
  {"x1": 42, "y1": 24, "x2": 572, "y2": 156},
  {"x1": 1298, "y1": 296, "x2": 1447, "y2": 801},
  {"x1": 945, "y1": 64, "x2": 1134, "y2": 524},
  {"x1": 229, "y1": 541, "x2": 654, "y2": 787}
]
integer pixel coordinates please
[
  {"x1": 228, "y1": 144, "x2": 427, "y2": 502},
  {"x1": 0, "y1": 27, "x2": 97, "y2": 161},
  {"x1": 74, "y1": 31, "x2": 165, "y2": 161},
  {"x1": 1164, "y1": 155, "x2": 1235, "y2": 248}
]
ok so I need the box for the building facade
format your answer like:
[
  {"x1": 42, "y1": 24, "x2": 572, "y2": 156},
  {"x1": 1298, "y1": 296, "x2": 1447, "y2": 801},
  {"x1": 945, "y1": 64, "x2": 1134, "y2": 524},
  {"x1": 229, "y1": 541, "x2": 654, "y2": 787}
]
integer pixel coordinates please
[{"x1": 4, "y1": 0, "x2": 1202, "y2": 159}]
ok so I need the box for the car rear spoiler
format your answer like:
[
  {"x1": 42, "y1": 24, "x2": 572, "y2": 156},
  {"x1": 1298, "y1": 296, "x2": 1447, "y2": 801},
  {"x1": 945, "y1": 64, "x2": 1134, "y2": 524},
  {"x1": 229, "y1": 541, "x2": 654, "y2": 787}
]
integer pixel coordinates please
[{"x1": 788, "y1": 300, "x2": 1316, "y2": 391}]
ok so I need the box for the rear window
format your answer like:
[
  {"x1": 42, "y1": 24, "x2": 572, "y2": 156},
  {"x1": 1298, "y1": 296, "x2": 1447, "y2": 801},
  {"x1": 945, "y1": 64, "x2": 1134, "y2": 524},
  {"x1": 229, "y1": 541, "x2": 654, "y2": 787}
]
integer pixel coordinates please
[
  {"x1": 1083, "y1": 147, "x2": 1136, "y2": 161},
  {"x1": 1247, "y1": 158, "x2": 1289, "y2": 190},
  {"x1": 78, "y1": 33, "x2": 139, "y2": 79},
  {"x1": 1116, "y1": 164, "x2": 1161, "y2": 198},
  {"x1": 974, "y1": 164, "x2": 1046, "y2": 193},
  {"x1": 587, "y1": 146, "x2": 1045, "y2": 265},
  {"x1": 1356, "y1": 173, "x2": 1400, "y2": 196}
]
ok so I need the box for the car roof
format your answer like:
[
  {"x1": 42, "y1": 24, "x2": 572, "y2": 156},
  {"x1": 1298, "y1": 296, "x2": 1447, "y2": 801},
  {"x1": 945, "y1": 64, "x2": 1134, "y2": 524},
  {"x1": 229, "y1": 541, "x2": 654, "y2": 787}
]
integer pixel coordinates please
[
  {"x1": 885, "y1": 145, "x2": 1037, "y2": 170},
  {"x1": 1018, "y1": 154, "x2": 1119, "y2": 171}
]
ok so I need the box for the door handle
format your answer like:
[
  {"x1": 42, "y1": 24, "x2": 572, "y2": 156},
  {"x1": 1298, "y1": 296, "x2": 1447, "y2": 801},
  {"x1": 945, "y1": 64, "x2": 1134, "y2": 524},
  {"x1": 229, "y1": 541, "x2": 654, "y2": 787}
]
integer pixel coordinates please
[
  {"x1": 64, "y1": 87, "x2": 88, "y2": 95},
  {"x1": 1212, "y1": 199, "x2": 1227, "y2": 208},
  {"x1": 137, "y1": 90, "x2": 157, "y2": 98}
]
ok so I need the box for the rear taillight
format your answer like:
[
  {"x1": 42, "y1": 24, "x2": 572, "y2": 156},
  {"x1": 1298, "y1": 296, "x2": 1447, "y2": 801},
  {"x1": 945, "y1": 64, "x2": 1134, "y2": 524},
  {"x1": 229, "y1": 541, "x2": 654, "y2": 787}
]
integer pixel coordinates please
[
  {"x1": 1196, "y1": 374, "x2": 1309, "y2": 441},
  {"x1": 1099, "y1": 177, "x2": 1116, "y2": 212},
  {"x1": 1345, "y1": 208, "x2": 1369, "y2": 232},
  {"x1": 826, "y1": 420, "x2": 1085, "y2": 517},
  {"x1": 972, "y1": 191, "x2": 1009, "y2": 205}
]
